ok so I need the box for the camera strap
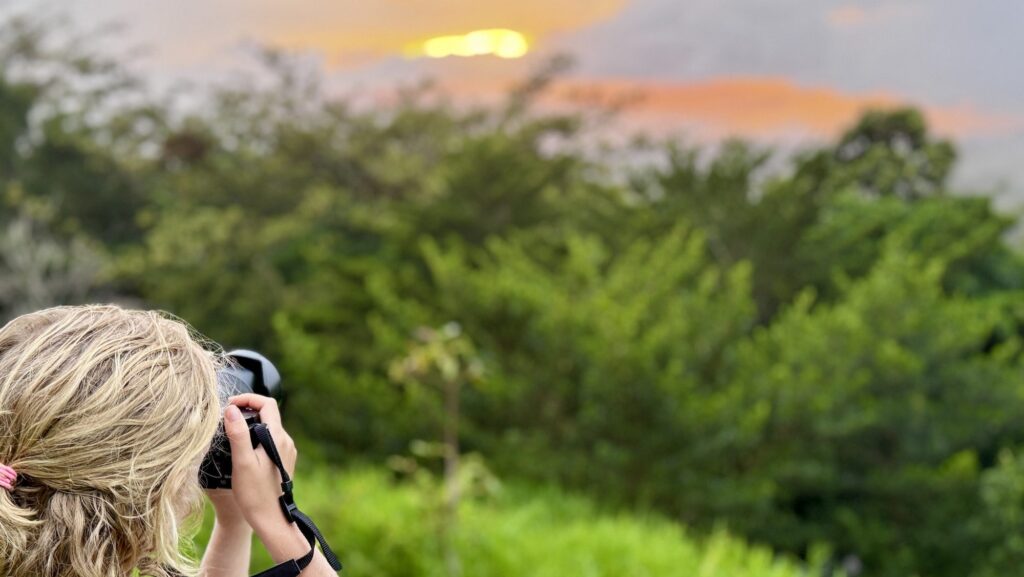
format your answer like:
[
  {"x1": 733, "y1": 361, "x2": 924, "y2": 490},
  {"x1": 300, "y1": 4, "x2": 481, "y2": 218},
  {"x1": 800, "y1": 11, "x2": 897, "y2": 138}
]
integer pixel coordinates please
[{"x1": 250, "y1": 423, "x2": 343, "y2": 577}]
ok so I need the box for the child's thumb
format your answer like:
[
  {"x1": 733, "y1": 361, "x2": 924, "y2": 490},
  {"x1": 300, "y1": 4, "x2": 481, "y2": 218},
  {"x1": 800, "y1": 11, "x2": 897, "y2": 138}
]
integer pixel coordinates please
[{"x1": 224, "y1": 405, "x2": 256, "y2": 470}]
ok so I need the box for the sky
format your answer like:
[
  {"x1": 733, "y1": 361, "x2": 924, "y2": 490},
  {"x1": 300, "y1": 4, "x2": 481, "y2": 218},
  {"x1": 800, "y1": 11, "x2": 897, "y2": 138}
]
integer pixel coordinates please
[{"x1": 5, "y1": 0, "x2": 1024, "y2": 202}]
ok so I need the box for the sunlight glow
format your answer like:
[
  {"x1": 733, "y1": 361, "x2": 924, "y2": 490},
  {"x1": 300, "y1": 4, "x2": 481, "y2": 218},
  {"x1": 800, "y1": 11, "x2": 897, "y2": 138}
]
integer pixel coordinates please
[{"x1": 419, "y1": 29, "x2": 529, "y2": 59}]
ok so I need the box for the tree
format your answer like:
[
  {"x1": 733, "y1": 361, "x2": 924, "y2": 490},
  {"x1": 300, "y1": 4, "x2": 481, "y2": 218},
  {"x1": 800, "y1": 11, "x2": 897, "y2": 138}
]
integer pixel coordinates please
[
  {"x1": 0, "y1": 212, "x2": 106, "y2": 320},
  {"x1": 390, "y1": 323, "x2": 484, "y2": 577},
  {"x1": 720, "y1": 248, "x2": 1024, "y2": 577}
]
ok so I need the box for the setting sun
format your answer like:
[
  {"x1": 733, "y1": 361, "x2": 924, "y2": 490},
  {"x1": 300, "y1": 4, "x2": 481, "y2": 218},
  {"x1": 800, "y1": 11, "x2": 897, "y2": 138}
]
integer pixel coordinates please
[{"x1": 417, "y1": 29, "x2": 529, "y2": 59}]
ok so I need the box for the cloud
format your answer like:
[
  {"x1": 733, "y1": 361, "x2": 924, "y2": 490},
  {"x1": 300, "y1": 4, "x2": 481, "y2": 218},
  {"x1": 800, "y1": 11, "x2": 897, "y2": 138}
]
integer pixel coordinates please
[
  {"x1": 926, "y1": 104, "x2": 1023, "y2": 138},
  {"x1": 45, "y1": 0, "x2": 630, "y2": 72},
  {"x1": 556, "y1": 76, "x2": 897, "y2": 137},
  {"x1": 551, "y1": 77, "x2": 1021, "y2": 139},
  {"x1": 260, "y1": 0, "x2": 628, "y2": 65},
  {"x1": 827, "y1": 5, "x2": 868, "y2": 27},
  {"x1": 826, "y1": 3, "x2": 919, "y2": 29},
  {"x1": 441, "y1": 74, "x2": 1021, "y2": 141}
]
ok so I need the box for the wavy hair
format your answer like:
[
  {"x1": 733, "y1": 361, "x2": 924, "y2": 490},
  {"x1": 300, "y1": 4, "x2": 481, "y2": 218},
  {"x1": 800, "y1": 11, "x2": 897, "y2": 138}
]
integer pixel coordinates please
[{"x1": 0, "y1": 305, "x2": 222, "y2": 577}]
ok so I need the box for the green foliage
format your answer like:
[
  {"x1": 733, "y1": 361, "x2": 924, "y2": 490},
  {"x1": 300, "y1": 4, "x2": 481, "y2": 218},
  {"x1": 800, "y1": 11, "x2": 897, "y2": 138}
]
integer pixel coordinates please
[
  {"x1": 721, "y1": 249, "x2": 1024, "y2": 576},
  {"x1": 396, "y1": 227, "x2": 756, "y2": 502},
  {"x1": 972, "y1": 449, "x2": 1024, "y2": 577},
  {"x1": 193, "y1": 466, "x2": 829, "y2": 577},
  {"x1": 827, "y1": 108, "x2": 957, "y2": 200}
]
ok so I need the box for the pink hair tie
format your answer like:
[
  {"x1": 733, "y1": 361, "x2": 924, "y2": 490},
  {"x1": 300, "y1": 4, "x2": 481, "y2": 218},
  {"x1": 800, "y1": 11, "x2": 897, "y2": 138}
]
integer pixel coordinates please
[{"x1": 0, "y1": 464, "x2": 17, "y2": 491}]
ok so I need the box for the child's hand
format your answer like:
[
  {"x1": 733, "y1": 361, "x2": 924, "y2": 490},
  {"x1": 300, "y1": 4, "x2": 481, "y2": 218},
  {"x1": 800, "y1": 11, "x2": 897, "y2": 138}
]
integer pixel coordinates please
[
  {"x1": 222, "y1": 394, "x2": 338, "y2": 576},
  {"x1": 222, "y1": 394, "x2": 307, "y2": 564},
  {"x1": 222, "y1": 394, "x2": 297, "y2": 528},
  {"x1": 205, "y1": 488, "x2": 249, "y2": 530}
]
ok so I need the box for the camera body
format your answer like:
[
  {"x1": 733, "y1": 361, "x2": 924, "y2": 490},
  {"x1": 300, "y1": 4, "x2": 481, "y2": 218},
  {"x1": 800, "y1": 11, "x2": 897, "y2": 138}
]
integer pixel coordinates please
[{"x1": 199, "y1": 350, "x2": 283, "y2": 489}]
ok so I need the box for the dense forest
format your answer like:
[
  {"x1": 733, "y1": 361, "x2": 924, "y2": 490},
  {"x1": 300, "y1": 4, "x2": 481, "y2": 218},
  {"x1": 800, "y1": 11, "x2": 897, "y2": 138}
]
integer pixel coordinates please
[{"x1": 3, "y1": 15, "x2": 1024, "y2": 577}]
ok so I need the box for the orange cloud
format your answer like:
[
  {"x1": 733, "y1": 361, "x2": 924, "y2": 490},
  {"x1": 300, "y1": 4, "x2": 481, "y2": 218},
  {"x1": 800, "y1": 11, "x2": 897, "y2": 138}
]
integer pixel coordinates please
[
  {"x1": 444, "y1": 75, "x2": 1020, "y2": 140},
  {"x1": 549, "y1": 77, "x2": 900, "y2": 137},
  {"x1": 826, "y1": 3, "x2": 919, "y2": 29},
  {"x1": 260, "y1": 0, "x2": 627, "y2": 65},
  {"x1": 925, "y1": 104, "x2": 1022, "y2": 138},
  {"x1": 551, "y1": 77, "x2": 1021, "y2": 139},
  {"x1": 828, "y1": 5, "x2": 869, "y2": 27},
  {"x1": 557, "y1": 77, "x2": 1019, "y2": 140}
]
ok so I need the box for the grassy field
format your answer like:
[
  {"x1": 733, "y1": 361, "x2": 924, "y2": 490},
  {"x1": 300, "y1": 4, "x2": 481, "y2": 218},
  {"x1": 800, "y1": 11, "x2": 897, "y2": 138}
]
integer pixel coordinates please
[{"x1": 193, "y1": 466, "x2": 826, "y2": 577}]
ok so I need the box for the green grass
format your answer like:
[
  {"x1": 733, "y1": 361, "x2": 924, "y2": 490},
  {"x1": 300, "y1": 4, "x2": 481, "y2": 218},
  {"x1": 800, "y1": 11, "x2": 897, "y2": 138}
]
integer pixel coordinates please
[{"x1": 194, "y1": 467, "x2": 825, "y2": 577}]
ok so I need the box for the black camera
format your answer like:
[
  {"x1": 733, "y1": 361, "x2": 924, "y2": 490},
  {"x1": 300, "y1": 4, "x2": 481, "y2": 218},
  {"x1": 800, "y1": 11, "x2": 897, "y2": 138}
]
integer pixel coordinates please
[{"x1": 199, "y1": 350, "x2": 283, "y2": 489}]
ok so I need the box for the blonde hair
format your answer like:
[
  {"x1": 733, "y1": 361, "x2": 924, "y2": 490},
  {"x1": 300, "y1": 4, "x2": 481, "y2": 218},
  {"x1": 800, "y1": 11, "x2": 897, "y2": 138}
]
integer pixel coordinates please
[{"x1": 0, "y1": 305, "x2": 222, "y2": 577}]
